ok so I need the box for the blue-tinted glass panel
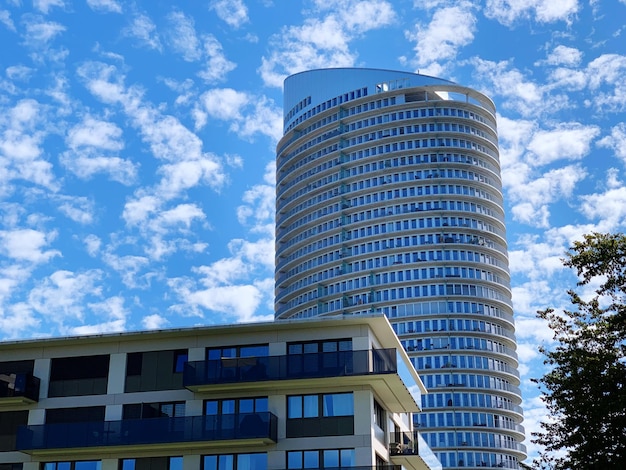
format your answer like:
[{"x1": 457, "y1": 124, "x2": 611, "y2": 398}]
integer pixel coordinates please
[
  {"x1": 74, "y1": 463, "x2": 100, "y2": 470},
  {"x1": 240, "y1": 345, "x2": 268, "y2": 357},
  {"x1": 169, "y1": 458, "x2": 183, "y2": 470},
  {"x1": 303, "y1": 451, "x2": 318, "y2": 469},
  {"x1": 205, "y1": 401, "x2": 218, "y2": 415},
  {"x1": 287, "y1": 396, "x2": 302, "y2": 418},
  {"x1": 236, "y1": 454, "x2": 266, "y2": 470},
  {"x1": 323, "y1": 393, "x2": 353, "y2": 416},
  {"x1": 218, "y1": 455, "x2": 234, "y2": 470},
  {"x1": 303, "y1": 395, "x2": 318, "y2": 417},
  {"x1": 120, "y1": 461, "x2": 134, "y2": 470},
  {"x1": 203, "y1": 456, "x2": 217, "y2": 470},
  {"x1": 340, "y1": 449, "x2": 355, "y2": 467},
  {"x1": 287, "y1": 452, "x2": 302, "y2": 469},
  {"x1": 323, "y1": 450, "x2": 338, "y2": 468}
]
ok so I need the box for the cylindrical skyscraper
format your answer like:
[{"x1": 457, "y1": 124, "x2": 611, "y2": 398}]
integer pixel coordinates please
[{"x1": 275, "y1": 68, "x2": 526, "y2": 469}]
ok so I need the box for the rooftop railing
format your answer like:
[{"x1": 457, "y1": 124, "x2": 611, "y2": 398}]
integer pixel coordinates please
[{"x1": 183, "y1": 348, "x2": 398, "y2": 388}]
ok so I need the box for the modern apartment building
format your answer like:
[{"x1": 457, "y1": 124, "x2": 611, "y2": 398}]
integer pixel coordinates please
[
  {"x1": 0, "y1": 315, "x2": 441, "y2": 470},
  {"x1": 275, "y1": 68, "x2": 526, "y2": 469}
]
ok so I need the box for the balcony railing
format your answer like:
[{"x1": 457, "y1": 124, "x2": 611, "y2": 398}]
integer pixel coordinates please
[
  {"x1": 183, "y1": 348, "x2": 397, "y2": 388},
  {"x1": 0, "y1": 372, "x2": 40, "y2": 403},
  {"x1": 16, "y1": 413, "x2": 278, "y2": 452},
  {"x1": 389, "y1": 431, "x2": 442, "y2": 470}
]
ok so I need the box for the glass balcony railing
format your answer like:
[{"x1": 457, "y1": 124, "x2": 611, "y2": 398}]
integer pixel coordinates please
[
  {"x1": 0, "y1": 372, "x2": 40, "y2": 402},
  {"x1": 183, "y1": 349, "x2": 398, "y2": 388},
  {"x1": 389, "y1": 431, "x2": 442, "y2": 470},
  {"x1": 16, "y1": 413, "x2": 278, "y2": 452}
]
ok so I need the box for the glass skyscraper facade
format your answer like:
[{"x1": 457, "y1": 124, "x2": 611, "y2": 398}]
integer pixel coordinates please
[{"x1": 275, "y1": 68, "x2": 526, "y2": 469}]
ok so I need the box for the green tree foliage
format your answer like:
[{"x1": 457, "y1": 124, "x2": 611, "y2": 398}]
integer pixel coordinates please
[{"x1": 532, "y1": 233, "x2": 626, "y2": 469}]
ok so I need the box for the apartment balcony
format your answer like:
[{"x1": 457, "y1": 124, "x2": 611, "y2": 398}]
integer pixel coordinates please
[
  {"x1": 0, "y1": 372, "x2": 40, "y2": 406},
  {"x1": 16, "y1": 413, "x2": 278, "y2": 456},
  {"x1": 184, "y1": 348, "x2": 422, "y2": 412},
  {"x1": 389, "y1": 430, "x2": 442, "y2": 470}
]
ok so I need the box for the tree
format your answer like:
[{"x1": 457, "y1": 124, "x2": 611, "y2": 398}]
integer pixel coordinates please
[{"x1": 532, "y1": 232, "x2": 626, "y2": 469}]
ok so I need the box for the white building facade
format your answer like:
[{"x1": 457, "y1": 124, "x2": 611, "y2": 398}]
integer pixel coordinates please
[
  {"x1": 275, "y1": 68, "x2": 526, "y2": 469},
  {"x1": 0, "y1": 315, "x2": 439, "y2": 470}
]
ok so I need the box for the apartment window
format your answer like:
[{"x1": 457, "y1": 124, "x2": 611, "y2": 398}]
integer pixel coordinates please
[
  {"x1": 286, "y1": 393, "x2": 354, "y2": 437},
  {"x1": 125, "y1": 349, "x2": 187, "y2": 392},
  {"x1": 120, "y1": 458, "x2": 182, "y2": 470},
  {"x1": 0, "y1": 465, "x2": 22, "y2": 470},
  {"x1": 123, "y1": 402, "x2": 185, "y2": 419},
  {"x1": 46, "y1": 406, "x2": 105, "y2": 424},
  {"x1": 202, "y1": 454, "x2": 266, "y2": 470},
  {"x1": 287, "y1": 449, "x2": 354, "y2": 469},
  {"x1": 207, "y1": 344, "x2": 268, "y2": 360},
  {"x1": 374, "y1": 399, "x2": 386, "y2": 432},
  {"x1": 43, "y1": 462, "x2": 100, "y2": 470},
  {"x1": 205, "y1": 397, "x2": 267, "y2": 415},
  {"x1": 49, "y1": 355, "x2": 109, "y2": 397},
  {"x1": 0, "y1": 411, "x2": 28, "y2": 451}
]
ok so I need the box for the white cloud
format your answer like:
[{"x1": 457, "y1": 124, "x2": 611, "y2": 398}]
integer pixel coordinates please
[
  {"x1": 508, "y1": 165, "x2": 587, "y2": 227},
  {"x1": 84, "y1": 234, "x2": 101, "y2": 256},
  {"x1": 199, "y1": 88, "x2": 282, "y2": 142},
  {"x1": 142, "y1": 313, "x2": 168, "y2": 329},
  {"x1": 544, "y1": 45, "x2": 583, "y2": 66},
  {"x1": 167, "y1": 10, "x2": 201, "y2": 62},
  {"x1": 22, "y1": 17, "x2": 66, "y2": 45},
  {"x1": 67, "y1": 296, "x2": 128, "y2": 335},
  {"x1": 60, "y1": 153, "x2": 138, "y2": 185},
  {"x1": 67, "y1": 117, "x2": 124, "y2": 151},
  {"x1": 597, "y1": 123, "x2": 626, "y2": 162},
  {"x1": 210, "y1": 0, "x2": 249, "y2": 29},
  {"x1": 470, "y1": 58, "x2": 547, "y2": 117},
  {"x1": 0, "y1": 10, "x2": 16, "y2": 32},
  {"x1": 484, "y1": 0, "x2": 579, "y2": 26},
  {"x1": 0, "y1": 228, "x2": 60, "y2": 263},
  {"x1": 86, "y1": 0, "x2": 122, "y2": 14},
  {"x1": 526, "y1": 123, "x2": 600, "y2": 166},
  {"x1": 33, "y1": 0, "x2": 65, "y2": 14},
  {"x1": 56, "y1": 195, "x2": 95, "y2": 224},
  {"x1": 406, "y1": 2, "x2": 476, "y2": 73},
  {"x1": 259, "y1": 1, "x2": 396, "y2": 88},
  {"x1": 0, "y1": 303, "x2": 39, "y2": 338},
  {"x1": 124, "y1": 14, "x2": 162, "y2": 51},
  {"x1": 156, "y1": 157, "x2": 223, "y2": 200},
  {"x1": 585, "y1": 54, "x2": 626, "y2": 113},
  {"x1": 579, "y1": 181, "x2": 626, "y2": 229},
  {"x1": 28, "y1": 270, "x2": 103, "y2": 321},
  {"x1": 197, "y1": 35, "x2": 237, "y2": 82}
]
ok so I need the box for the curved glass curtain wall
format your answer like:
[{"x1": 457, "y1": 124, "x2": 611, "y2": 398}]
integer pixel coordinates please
[{"x1": 275, "y1": 68, "x2": 526, "y2": 470}]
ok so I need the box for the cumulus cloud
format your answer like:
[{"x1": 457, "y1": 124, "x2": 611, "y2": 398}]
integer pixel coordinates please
[
  {"x1": 67, "y1": 116, "x2": 124, "y2": 150},
  {"x1": 597, "y1": 123, "x2": 626, "y2": 162},
  {"x1": 142, "y1": 313, "x2": 168, "y2": 330},
  {"x1": 197, "y1": 35, "x2": 237, "y2": 83},
  {"x1": 0, "y1": 9, "x2": 16, "y2": 31},
  {"x1": 198, "y1": 88, "x2": 282, "y2": 142},
  {"x1": 33, "y1": 0, "x2": 65, "y2": 15},
  {"x1": 124, "y1": 13, "x2": 161, "y2": 50},
  {"x1": 0, "y1": 228, "x2": 60, "y2": 263},
  {"x1": 259, "y1": 0, "x2": 396, "y2": 87},
  {"x1": 166, "y1": 10, "x2": 201, "y2": 62},
  {"x1": 543, "y1": 44, "x2": 583, "y2": 66},
  {"x1": 406, "y1": 2, "x2": 476, "y2": 75},
  {"x1": 86, "y1": 0, "x2": 122, "y2": 14},
  {"x1": 28, "y1": 270, "x2": 103, "y2": 321},
  {"x1": 526, "y1": 123, "x2": 600, "y2": 166},
  {"x1": 484, "y1": 0, "x2": 579, "y2": 26},
  {"x1": 22, "y1": 16, "x2": 66, "y2": 45},
  {"x1": 210, "y1": 0, "x2": 249, "y2": 29}
]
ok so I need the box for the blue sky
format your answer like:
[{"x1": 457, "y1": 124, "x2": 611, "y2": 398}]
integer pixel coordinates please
[{"x1": 2, "y1": 0, "x2": 626, "y2": 462}]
